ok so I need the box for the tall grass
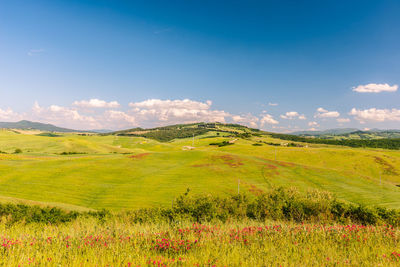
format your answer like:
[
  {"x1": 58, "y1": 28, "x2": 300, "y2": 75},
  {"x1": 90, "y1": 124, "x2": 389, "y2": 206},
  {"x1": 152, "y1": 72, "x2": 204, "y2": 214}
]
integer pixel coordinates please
[
  {"x1": 0, "y1": 218, "x2": 399, "y2": 266},
  {"x1": 1, "y1": 188, "x2": 399, "y2": 266}
]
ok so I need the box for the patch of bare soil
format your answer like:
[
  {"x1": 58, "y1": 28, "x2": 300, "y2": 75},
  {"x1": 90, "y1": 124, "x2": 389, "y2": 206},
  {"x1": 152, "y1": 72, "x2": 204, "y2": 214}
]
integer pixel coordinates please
[{"x1": 215, "y1": 154, "x2": 244, "y2": 167}]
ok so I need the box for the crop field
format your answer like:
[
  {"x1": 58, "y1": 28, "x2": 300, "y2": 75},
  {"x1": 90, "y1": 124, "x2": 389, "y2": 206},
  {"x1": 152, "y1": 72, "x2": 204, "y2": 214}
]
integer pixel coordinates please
[{"x1": 0, "y1": 128, "x2": 400, "y2": 211}]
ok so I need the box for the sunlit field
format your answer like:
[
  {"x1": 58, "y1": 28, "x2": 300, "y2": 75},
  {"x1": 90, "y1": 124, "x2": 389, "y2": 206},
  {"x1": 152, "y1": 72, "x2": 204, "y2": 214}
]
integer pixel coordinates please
[
  {"x1": 1, "y1": 129, "x2": 399, "y2": 266},
  {"x1": 1, "y1": 218, "x2": 399, "y2": 266},
  {"x1": 0, "y1": 129, "x2": 399, "y2": 210}
]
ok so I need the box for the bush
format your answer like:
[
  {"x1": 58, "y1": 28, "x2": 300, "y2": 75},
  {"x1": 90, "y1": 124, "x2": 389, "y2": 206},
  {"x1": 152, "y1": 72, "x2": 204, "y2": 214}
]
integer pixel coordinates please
[
  {"x1": 59, "y1": 152, "x2": 87, "y2": 155},
  {"x1": 209, "y1": 141, "x2": 233, "y2": 147},
  {"x1": 14, "y1": 148, "x2": 22, "y2": 154},
  {"x1": 0, "y1": 203, "x2": 79, "y2": 224},
  {"x1": 123, "y1": 187, "x2": 400, "y2": 226}
]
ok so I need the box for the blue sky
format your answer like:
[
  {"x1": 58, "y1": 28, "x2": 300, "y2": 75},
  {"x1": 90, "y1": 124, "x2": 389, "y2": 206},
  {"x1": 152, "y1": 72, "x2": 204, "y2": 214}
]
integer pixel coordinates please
[{"x1": 0, "y1": 0, "x2": 399, "y2": 131}]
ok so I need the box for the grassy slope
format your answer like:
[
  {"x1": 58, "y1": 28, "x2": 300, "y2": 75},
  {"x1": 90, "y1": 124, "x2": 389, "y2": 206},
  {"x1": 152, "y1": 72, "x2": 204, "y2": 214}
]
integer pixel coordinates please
[{"x1": 0, "y1": 129, "x2": 399, "y2": 210}]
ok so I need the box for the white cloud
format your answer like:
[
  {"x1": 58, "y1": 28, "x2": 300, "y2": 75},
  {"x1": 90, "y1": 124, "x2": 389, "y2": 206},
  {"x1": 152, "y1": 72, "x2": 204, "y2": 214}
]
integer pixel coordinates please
[
  {"x1": 352, "y1": 83, "x2": 398, "y2": 93},
  {"x1": 260, "y1": 113, "x2": 279, "y2": 126},
  {"x1": 31, "y1": 102, "x2": 99, "y2": 129},
  {"x1": 308, "y1": 121, "x2": 319, "y2": 127},
  {"x1": 268, "y1": 103, "x2": 278, "y2": 106},
  {"x1": 129, "y1": 99, "x2": 230, "y2": 126},
  {"x1": 315, "y1": 107, "x2": 340, "y2": 118},
  {"x1": 280, "y1": 111, "x2": 306, "y2": 120},
  {"x1": 28, "y1": 49, "x2": 45, "y2": 56},
  {"x1": 0, "y1": 108, "x2": 22, "y2": 121},
  {"x1": 232, "y1": 114, "x2": 259, "y2": 128},
  {"x1": 103, "y1": 110, "x2": 137, "y2": 129},
  {"x1": 349, "y1": 108, "x2": 400, "y2": 122},
  {"x1": 73, "y1": 99, "x2": 120, "y2": 108},
  {"x1": 337, "y1": 118, "x2": 350, "y2": 123}
]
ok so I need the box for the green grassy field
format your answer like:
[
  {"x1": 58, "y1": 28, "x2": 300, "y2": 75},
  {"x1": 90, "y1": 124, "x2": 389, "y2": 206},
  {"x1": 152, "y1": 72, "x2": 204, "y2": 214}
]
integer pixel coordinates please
[{"x1": 0, "y1": 128, "x2": 399, "y2": 211}]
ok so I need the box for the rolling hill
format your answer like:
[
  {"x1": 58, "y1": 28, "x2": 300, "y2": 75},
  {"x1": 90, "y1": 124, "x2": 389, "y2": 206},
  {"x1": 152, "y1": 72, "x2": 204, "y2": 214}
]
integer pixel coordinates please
[
  {"x1": 0, "y1": 120, "x2": 81, "y2": 132},
  {"x1": 0, "y1": 123, "x2": 399, "y2": 211},
  {"x1": 292, "y1": 128, "x2": 400, "y2": 139}
]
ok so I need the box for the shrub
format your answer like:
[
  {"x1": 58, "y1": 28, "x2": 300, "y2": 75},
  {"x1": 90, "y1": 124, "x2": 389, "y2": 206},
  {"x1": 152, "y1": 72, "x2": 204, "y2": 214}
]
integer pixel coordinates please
[
  {"x1": 122, "y1": 187, "x2": 400, "y2": 226},
  {"x1": 209, "y1": 141, "x2": 233, "y2": 147},
  {"x1": 1, "y1": 188, "x2": 399, "y2": 226},
  {"x1": 14, "y1": 148, "x2": 22, "y2": 154},
  {"x1": 59, "y1": 152, "x2": 87, "y2": 155}
]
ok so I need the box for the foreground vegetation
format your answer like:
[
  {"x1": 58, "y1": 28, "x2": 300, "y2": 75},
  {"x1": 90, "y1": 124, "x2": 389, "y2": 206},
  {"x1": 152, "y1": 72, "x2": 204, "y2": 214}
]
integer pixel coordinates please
[
  {"x1": 1, "y1": 189, "x2": 399, "y2": 266},
  {"x1": 1, "y1": 219, "x2": 399, "y2": 266}
]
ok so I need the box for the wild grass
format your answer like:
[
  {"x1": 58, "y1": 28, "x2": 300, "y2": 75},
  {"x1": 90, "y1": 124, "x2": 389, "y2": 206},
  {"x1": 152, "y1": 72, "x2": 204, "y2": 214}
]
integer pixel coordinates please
[{"x1": 1, "y1": 218, "x2": 399, "y2": 266}]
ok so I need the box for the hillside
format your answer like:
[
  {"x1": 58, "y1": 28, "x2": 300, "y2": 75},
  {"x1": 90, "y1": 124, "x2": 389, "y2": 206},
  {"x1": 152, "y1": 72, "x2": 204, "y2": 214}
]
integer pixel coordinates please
[
  {"x1": 0, "y1": 123, "x2": 399, "y2": 211},
  {"x1": 108, "y1": 123, "x2": 400, "y2": 150},
  {"x1": 292, "y1": 128, "x2": 400, "y2": 140},
  {"x1": 0, "y1": 120, "x2": 81, "y2": 132}
]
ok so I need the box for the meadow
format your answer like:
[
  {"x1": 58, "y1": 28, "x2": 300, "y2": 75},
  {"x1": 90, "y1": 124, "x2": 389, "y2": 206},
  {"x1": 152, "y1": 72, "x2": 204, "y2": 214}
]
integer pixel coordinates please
[
  {"x1": 0, "y1": 128, "x2": 399, "y2": 211},
  {"x1": 0, "y1": 126, "x2": 400, "y2": 266}
]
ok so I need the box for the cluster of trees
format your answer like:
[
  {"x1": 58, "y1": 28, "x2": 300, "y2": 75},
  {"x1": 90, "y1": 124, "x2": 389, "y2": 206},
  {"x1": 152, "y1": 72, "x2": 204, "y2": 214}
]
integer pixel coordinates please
[
  {"x1": 209, "y1": 141, "x2": 234, "y2": 147},
  {"x1": 118, "y1": 127, "x2": 209, "y2": 142},
  {"x1": 269, "y1": 133, "x2": 400, "y2": 150}
]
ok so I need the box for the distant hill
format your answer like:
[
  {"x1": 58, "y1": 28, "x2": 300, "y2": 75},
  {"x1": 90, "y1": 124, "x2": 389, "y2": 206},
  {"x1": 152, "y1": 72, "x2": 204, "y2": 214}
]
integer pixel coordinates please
[
  {"x1": 292, "y1": 128, "x2": 400, "y2": 140},
  {"x1": 292, "y1": 128, "x2": 359, "y2": 136},
  {"x1": 0, "y1": 120, "x2": 81, "y2": 132},
  {"x1": 89, "y1": 129, "x2": 113, "y2": 133}
]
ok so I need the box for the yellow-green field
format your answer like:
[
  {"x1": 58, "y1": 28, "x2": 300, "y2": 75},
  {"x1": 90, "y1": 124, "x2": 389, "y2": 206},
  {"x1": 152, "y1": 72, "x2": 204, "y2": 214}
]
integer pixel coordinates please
[
  {"x1": 0, "y1": 128, "x2": 399, "y2": 211},
  {"x1": 1, "y1": 218, "x2": 399, "y2": 266}
]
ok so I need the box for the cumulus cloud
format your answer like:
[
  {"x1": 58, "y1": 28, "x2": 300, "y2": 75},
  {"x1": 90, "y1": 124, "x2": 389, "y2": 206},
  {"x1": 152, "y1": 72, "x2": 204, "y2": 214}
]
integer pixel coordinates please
[
  {"x1": 129, "y1": 99, "x2": 230, "y2": 126},
  {"x1": 352, "y1": 83, "x2": 398, "y2": 93},
  {"x1": 29, "y1": 102, "x2": 140, "y2": 130},
  {"x1": 308, "y1": 121, "x2": 319, "y2": 127},
  {"x1": 260, "y1": 113, "x2": 279, "y2": 126},
  {"x1": 31, "y1": 102, "x2": 99, "y2": 129},
  {"x1": 349, "y1": 108, "x2": 400, "y2": 123},
  {"x1": 73, "y1": 99, "x2": 120, "y2": 108},
  {"x1": 0, "y1": 108, "x2": 22, "y2": 121},
  {"x1": 231, "y1": 114, "x2": 259, "y2": 128},
  {"x1": 268, "y1": 103, "x2": 278, "y2": 106},
  {"x1": 337, "y1": 118, "x2": 350, "y2": 123},
  {"x1": 315, "y1": 107, "x2": 340, "y2": 118},
  {"x1": 103, "y1": 110, "x2": 137, "y2": 128},
  {"x1": 280, "y1": 111, "x2": 306, "y2": 120},
  {"x1": 1, "y1": 99, "x2": 236, "y2": 130}
]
